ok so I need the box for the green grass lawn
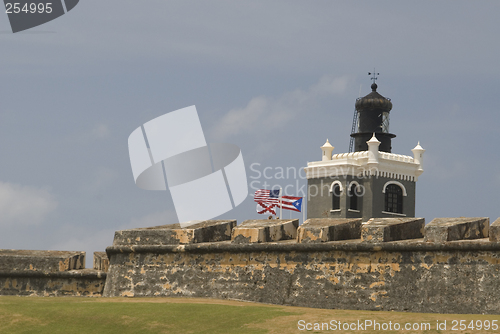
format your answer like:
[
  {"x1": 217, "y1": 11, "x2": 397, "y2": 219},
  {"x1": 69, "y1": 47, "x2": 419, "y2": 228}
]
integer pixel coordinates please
[{"x1": 0, "y1": 296, "x2": 498, "y2": 334}]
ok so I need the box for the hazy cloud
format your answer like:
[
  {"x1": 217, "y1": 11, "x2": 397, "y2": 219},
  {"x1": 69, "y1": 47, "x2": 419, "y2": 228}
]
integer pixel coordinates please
[
  {"x1": 74, "y1": 123, "x2": 111, "y2": 144},
  {"x1": 80, "y1": 167, "x2": 119, "y2": 194},
  {"x1": 0, "y1": 182, "x2": 57, "y2": 227},
  {"x1": 90, "y1": 123, "x2": 110, "y2": 139},
  {"x1": 129, "y1": 210, "x2": 179, "y2": 228},
  {"x1": 50, "y1": 229, "x2": 115, "y2": 254},
  {"x1": 50, "y1": 228, "x2": 116, "y2": 267},
  {"x1": 211, "y1": 75, "x2": 351, "y2": 141}
]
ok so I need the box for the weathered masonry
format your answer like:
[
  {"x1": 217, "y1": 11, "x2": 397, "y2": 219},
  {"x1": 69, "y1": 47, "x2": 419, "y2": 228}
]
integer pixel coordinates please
[
  {"x1": 104, "y1": 218, "x2": 500, "y2": 314},
  {"x1": 0, "y1": 250, "x2": 107, "y2": 296}
]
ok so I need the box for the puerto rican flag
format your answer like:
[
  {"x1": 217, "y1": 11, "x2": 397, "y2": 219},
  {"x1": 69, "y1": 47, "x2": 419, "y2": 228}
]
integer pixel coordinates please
[
  {"x1": 254, "y1": 189, "x2": 302, "y2": 214},
  {"x1": 280, "y1": 196, "x2": 303, "y2": 212}
]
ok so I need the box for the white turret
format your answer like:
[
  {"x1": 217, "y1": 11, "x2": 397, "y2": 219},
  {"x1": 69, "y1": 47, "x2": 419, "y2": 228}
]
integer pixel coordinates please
[
  {"x1": 366, "y1": 133, "x2": 381, "y2": 164},
  {"x1": 321, "y1": 139, "x2": 334, "y2": 161},
  {"x1": 411, "y1": 142, "x2": 425, "y2": 174}
]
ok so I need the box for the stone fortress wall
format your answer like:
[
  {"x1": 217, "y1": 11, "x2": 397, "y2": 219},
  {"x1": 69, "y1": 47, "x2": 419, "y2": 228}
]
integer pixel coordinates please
[
  {"x1": 2, "y1": 217, "x2": 500, "y2": 314},
  {"x1": 0, "y1": 250, "x2": 107, "y2": 296}
]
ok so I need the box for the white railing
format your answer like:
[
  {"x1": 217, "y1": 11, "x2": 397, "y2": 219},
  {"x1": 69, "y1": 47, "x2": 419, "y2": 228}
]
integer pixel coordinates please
[
  {"x1": 331, "y1": 151, "x2": 369, "y2": 160},
  {"x1": 379, "y1": 152, "x2": 414, "y2": 163}
]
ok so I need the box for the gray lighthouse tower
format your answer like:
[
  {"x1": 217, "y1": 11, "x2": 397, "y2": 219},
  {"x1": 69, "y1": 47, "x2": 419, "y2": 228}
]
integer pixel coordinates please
[
  {"x1": 305, "y1": 77, "x2": 425, "y2": 221},
  {"x1": 351, "y1": 82, "x2": 395, "y2": 153}
]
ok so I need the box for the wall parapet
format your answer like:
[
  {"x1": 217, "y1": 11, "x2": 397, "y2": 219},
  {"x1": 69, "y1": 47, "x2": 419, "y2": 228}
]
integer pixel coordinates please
[
  {"x1": 0, "y1": 269, "x2": 106, "y2": 279},
  {"x1": 103, "y1": 218, "x2": 500, "y2": 314},
  {"x1": 0, "y1": 250, "x2": 107, "y2": 297},
  {"x1": 106, "y1": 238, "x2": 500, "y2": 256}
]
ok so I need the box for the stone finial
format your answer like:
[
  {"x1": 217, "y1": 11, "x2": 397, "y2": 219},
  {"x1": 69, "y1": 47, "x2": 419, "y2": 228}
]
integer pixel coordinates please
[
  {"x1": 366, "y1": 133, "x2": 380, "y2": 164},
  {"x1": 411, "y1": 142, "x2": 425, "y2": 174},
  {"x1": 321, "y1": 139, "x2": 334, "y2": 161}
]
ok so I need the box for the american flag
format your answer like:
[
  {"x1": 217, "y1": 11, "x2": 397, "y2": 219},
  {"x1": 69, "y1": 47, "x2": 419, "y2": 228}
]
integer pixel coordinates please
[
  {"x1": 256, "y1": 202, "x2": 277, "y2": 215},
  {"x1": 254, "y1": 189, "x2": 281, "y2": 205}
]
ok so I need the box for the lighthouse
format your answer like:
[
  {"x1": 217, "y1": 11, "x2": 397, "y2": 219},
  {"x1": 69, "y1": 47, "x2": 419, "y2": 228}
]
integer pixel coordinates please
[
  {"x1": 304, "y1": 75, "x2": 424, "y2": 221},
  {"x1": 351, "y1": 82, "x2": 395, "y2": 153}
]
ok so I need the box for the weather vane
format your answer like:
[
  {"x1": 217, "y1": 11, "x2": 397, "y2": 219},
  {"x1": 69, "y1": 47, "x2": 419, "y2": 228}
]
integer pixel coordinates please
[{"x1": 368, "y1": 69, "x2": 379, "y2": 84}]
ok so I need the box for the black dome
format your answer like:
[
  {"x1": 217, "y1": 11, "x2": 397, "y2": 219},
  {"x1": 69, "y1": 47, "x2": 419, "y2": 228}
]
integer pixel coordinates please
[{"x1": 355, "y1": 84, "x2": 392, "y2": 112}]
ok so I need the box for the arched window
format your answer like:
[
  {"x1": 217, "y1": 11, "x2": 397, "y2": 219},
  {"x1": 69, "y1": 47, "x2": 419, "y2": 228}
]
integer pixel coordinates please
[
  {"x1": 332, "y1": 184, "x2": 341, "y2": 210},
  {"x1": 349, "y1": 183, "x2": 358, "y2": 210},
  {"x1": 330, "y1": 181, "x2": 343, "y2": 211},
  {"x1": 385, "y1": 184, "x2": 403, "y2": 213}
]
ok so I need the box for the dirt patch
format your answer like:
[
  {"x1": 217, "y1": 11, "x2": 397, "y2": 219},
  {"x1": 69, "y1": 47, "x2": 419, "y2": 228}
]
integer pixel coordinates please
[{"x1": 88, "y1": 296, "x2": 283, "y2": 308}]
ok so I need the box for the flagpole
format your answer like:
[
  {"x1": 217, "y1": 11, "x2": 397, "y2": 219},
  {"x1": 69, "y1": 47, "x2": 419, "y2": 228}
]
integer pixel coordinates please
[
  {"x1": 279, "y1": 186, "x2": 282, "y2": 219},
  {"x1": 303, "y1": 197, "x2": 306, "y2": 224}
]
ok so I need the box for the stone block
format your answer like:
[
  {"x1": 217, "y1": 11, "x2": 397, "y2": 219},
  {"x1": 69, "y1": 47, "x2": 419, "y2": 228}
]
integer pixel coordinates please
[
  {"x1": 425, "y1": 217, "x2": 489, "y2": 243},
  {"x1": 297, "y1": 218, "x2": 362, "y2": 243},
  {"x1": 0, "y1": 250, "x2": 85, "y2": 272},
  {"x1": 113, "y1": 220, "x2": 236, "y2": 245},
  {"x1": 361, "y1": 218, "x2": 425, "y2": 243},
  {"x1": 489, "y1": 218, "x2": 500, "y2": 242},
  {"x1": 231, "y1": 219, "x2": 299, "y2": 244},
  {"x1": 93, "y1": 252, "x2": 109, "y2": 272}
]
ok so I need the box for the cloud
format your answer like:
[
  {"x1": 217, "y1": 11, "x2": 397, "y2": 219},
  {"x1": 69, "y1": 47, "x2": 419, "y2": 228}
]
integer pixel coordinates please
[
  {"x1": 0, "y1": 182, "x2": 58, "y2": 227},
  {"x1": 77, "y1": 123, "x2": 111, "y2": 143},
  {"x1": 129, "y1": 210, "x2": 179, "y2": 228},
  {"x1": 210, "y1": 75, "x2": 351, "y2": 141},
  {"x1": 50, "y1": 210, "x2": 177, "y2": 268},
  {"x1": 90, "y1": 123, "x2": 110, "y2": 139},
  {"x1": 49, "y1": 228, "x2": 116, "y2": 268},
  {"x1": 80, "y1": 167, "x2": 119, "y2": 194},
  {"x1": 50, "y1": 229, "x2": 115, "y2": 254}
]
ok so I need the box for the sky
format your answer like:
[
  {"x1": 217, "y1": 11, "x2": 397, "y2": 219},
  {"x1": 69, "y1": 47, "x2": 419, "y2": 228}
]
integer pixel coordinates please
[{"x1": 1, "y1": 1, "x2": 500, "y2": 266}]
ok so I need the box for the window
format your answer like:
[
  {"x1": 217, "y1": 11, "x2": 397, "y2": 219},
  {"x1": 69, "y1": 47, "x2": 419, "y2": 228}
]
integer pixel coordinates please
[
  {"x1": 332, "y1": 184, "x2": 341, "y2": 210},
  {"x1": 385, "y1": 184, "x2": 403, "y2": 213},
  {"x1": 349, "y1": 183, "x2": 358, "y2": 210},
  {"x1": 381, "y1": 112, "x2": 390, "y2": 133}
]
